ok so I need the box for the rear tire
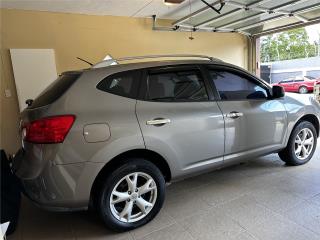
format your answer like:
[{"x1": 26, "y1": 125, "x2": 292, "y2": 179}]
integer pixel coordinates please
[
  {"x1": 97, "y1": 158, "x2": 165, "y2": 232},
  {"x1": 299, "y1": 86, "x2": 308, "y2": 94},
  {"x1": 279, "y1": 121, "x2": 317, "y2": 166}
]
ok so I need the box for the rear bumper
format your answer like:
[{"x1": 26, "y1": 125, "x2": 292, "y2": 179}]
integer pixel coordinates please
[
  {"x1": 12, "y1": 149, "x2": 105, "y2": 212},
  {"x1": 306, "y1": 86, "x2": 315, "y2": 91},
  {"x1": 21, "y1": 184, "x2": 87, "y2": 212}
]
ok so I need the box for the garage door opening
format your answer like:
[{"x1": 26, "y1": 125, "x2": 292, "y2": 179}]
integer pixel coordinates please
[{"x1": 256, "y1": 23, "x2": 320, "y2": 97}]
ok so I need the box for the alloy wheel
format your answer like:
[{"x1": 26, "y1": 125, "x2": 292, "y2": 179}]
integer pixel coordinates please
[
  {"x1": 299, "y1": 87, "x2": 308, "y2": 94},
  {"x1": 109, "y1": 172, "x2": 157, "y2": 223},
  {"x1": 294, "y1": 128, "x2": 314, "y2": 160}
]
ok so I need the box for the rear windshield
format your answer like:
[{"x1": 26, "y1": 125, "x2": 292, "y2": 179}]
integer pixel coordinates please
[{"x1": 29, "y1": 72, "x2": 81, "y2": 109}]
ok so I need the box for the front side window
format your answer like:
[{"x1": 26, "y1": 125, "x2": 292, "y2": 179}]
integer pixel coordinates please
[
  {"x1": 97, "y1": 70, "x2": 140, "y2": 99},
  {"x1": 209, "y1": 70, "x2": 268, "y2": 100},
  {"x1": 147, "y1": 70, "x2": 208, "y2": 102}
]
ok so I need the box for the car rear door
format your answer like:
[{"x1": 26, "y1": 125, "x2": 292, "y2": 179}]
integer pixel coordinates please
[
  {"x1": 204, "y1": 65, "x2": 287, "y2": 164},
  {"x1": 285, "y1": 80, "x2": 295, "y2": 92},
  {"x1": 136, "y1": 65, "x2": 225, "y2": 177},
  {"x1": 293, "y1": 79, "x2": 304, "y2": 92}
]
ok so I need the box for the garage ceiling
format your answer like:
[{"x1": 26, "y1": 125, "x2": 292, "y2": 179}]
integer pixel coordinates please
[
  {"x1": 1, "y1": 0, "x2": 320, "y2": 36},
  {"x1": 153, "y1": 0, "x2": 320, "y2": 37},
  {"x1": 0, "y1": 0, "x2": 207, "y2": 18}
]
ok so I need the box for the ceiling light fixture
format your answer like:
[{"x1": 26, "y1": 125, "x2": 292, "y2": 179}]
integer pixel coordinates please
[{"x1": 163, "y1": 0, "x2": 185, "y2": 6}]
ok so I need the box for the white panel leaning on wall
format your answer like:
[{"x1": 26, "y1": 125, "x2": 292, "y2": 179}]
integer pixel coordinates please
[{"x1": 10, "y1": 49, "x2": 58, "y2": 112}]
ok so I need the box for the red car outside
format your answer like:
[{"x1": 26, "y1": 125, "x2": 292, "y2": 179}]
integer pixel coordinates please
[{"x1": 273, "y1": 76, "x2": 320, "y2": 94}]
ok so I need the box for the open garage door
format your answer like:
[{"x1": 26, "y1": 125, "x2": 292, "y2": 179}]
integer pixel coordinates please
[
  {"x1": 256, "y1": 23, "x2": 320, "y2": 99},
  {"x1": 151, "y1": 0, "x2": 320, "y2": 73},
  {"x1": 152, "y1": 0, "x2": 320, "y2": 37}
]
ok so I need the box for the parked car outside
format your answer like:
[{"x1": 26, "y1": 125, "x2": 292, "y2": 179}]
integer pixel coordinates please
[
  {"x1": 273, "y1": 76, "x2": 320, "y2": 94},
  {"x1": 12, "y1": 55, "x2": 320, "y2": 232}
]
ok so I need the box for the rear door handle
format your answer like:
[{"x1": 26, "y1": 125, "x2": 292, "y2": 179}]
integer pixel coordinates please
[
  {"x1": 146, "y1": 118, "x2": 171, "y2": 126},
  {"x1": 226, "y1": 112, "x2": 243, "y2": 119}
]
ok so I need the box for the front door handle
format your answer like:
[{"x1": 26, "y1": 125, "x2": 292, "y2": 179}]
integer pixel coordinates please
[
  {"x1": 146, "y1": 118, "x2": 171, "y2": 126},
  {"x1": 226, "y1": 111, "x2": 243, "y2": 119}
]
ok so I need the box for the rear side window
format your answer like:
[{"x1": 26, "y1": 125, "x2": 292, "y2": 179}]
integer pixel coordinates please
[
  {"x1": 147, "y1": 70, "x2": 208, "y2": 102},
  {"x1": 29, "y1": 72, "x2": 81, "y2": 109},
  {"x1": 97, "y1": 70, "x2": 141, "y2": 99}
]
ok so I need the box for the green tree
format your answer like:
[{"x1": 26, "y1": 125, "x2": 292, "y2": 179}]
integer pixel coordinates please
[{"x1": 260, "y1": 27, "x2": 318, "y2": 63}]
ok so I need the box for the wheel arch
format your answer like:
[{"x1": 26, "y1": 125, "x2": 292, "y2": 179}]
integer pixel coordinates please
[
  {"x1": 89, "y1": 149, "x2": 171, "y2": 207},
  {"x1": 298, "y1": 85, "x2": 308, "y2": 91},
  {"x1": 294, "y1": 114, "x2": 319, "y2": 137}
]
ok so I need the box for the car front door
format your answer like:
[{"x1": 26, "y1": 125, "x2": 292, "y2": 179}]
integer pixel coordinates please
[
  {"x1": 204, "y1": 65, "x2": 288, "y2": 164},
  {"x1": 136, "y1": 65, "x2": 225, "y2": 177},
  {"x1": 278, "y1": 81, "x2": 288, "y2": 91}
]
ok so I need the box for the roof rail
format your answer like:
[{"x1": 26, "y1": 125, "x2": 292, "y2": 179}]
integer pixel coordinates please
[{"x1": 92, "y1": 54, "x2": 220, "y2": 68}]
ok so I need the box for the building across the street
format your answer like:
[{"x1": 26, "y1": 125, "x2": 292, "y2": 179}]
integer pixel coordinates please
[{"x1": 261, "y1": 56, "x2": 320, "y2": 83}]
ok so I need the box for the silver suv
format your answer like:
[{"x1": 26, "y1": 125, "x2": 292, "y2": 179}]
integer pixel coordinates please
[{"x1": 13, "y1": 55, "x2": 320, "y2": 231}]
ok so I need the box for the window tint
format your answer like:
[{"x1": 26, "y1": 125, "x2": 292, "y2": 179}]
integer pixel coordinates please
[
  {"x1": 29, "y1": 72, "x2": 81, "y2": 109},
  {"x1": 209, "y1": 70, "x2": 268, "y2": 100},
  {"x1": 147, "y1": 70, "x2": 208, "y2": 102},
  {"x1": 280, "y1": 80, "x2": 294, "y2": 83},
  {"x1": 97, "y1": 70, "x2": 140, "y2": 99}
]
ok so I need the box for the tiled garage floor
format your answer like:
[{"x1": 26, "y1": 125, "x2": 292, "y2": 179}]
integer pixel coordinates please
[{"x1": 8, "y1": 142, "x2": 320, "y2": 240}]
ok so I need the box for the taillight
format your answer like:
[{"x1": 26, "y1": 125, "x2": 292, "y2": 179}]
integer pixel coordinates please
[{"x1": 24, "y1": 115, "x2": 75, "y2": 144}]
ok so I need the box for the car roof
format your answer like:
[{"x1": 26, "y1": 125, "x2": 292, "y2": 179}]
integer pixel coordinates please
[
  {"x1": 62, "y1": 58, "x2": 272, "y2": 90},
  {"x1": 97, "y1": 59, "x2": 223, "y2": 70},
  {"x1": 71, "y1": 59, "x2": 239, "y2": 76},
  {"x1": 63, "y1": 58, "x2": 265, "y2": 88}
]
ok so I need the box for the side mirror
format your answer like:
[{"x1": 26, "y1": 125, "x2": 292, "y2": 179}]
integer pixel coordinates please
[{"x1": 272, "y1": 86, "x2": 285, "y2": 99}]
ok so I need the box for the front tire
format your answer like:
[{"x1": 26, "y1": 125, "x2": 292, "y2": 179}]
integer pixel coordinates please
[
  {"x1": 279, "y1": 121, "x2": 317, "y2": 166},
  {"x1": 97, "y1": 159, "x2": 165, "y2": 232}
]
